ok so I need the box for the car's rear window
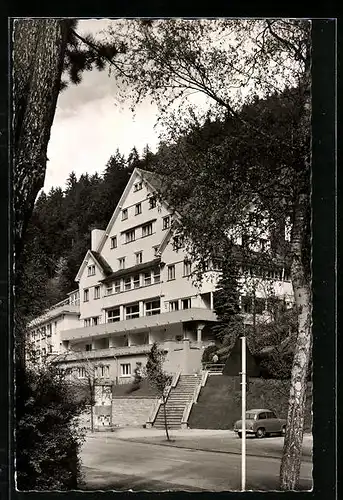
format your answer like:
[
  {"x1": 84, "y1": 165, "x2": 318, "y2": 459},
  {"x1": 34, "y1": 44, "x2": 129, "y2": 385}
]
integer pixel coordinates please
[{"x1": 246, "y1": 412, "x2": 257, "y2": 419}]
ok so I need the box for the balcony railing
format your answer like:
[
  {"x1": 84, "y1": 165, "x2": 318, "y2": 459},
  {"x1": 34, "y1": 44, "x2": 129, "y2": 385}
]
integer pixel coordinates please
[
  {"x1": 60, "y1": 307, "x2": 217, "y2": 341},
  {"x1": 51, "y1": 340, "x2": 204, "y2": 364}
]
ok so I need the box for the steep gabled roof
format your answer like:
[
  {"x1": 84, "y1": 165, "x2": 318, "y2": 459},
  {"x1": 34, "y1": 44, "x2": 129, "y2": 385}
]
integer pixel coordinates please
[
  {"x1": 89, "y1": 251, "x2": 112, "y2": 275},
  {"x1": 95, "y1": 167, "x2": 180, "y2": 255},
  {"x1": 75, "y1": 250, "x2": 113, "y2": 282}
]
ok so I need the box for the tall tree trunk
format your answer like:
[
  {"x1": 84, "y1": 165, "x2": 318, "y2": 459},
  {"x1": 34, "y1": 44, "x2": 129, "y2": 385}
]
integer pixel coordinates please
[
  {"x1": 280, "y1": 193, "x2": 312, "y2": 490},
  {"x1": 13, "y1": 19, "x2": 69, "y2": 264},
  {"x1": 13, "y1": 19, "x2": 69, "y2": 366}
]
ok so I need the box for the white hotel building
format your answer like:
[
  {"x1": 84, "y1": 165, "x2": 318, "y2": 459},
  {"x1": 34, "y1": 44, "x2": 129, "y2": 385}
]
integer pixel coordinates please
[{"x1": 27, "y1": 168, "x2": 293, "y2": 384}]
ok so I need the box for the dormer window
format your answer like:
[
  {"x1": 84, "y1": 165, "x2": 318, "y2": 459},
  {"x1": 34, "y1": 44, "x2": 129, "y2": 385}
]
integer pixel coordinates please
[
  {"x1": 87, "y1": 265, "x2": 95, "y2": 276},
  {"x1": 172, "y1": 235, "x2": 184, "y2": 251},
  {"x1": 149, "y1": 197, "x2": 157, "y2": 209},
  {"x1": 122, "y1": 208, "x2": 128, "y2": 220},
  {"x1": 110, "y1": 236, "x2": 117, "y2": 249},
  {"x1": 162, "y1": 216, "x2": 170, "y2": 230},
  {"x1": 134, "y1": 181, "x2": 143, "y2": 192}
]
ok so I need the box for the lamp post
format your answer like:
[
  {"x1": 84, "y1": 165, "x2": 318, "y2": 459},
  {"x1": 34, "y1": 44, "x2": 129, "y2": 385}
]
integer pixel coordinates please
[{"x1": 241, "y1": 333, "x2": 247, "y2": 492}]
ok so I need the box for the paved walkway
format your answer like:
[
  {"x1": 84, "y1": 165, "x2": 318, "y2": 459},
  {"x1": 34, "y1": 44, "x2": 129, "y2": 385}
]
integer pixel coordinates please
[{"x1": 87, "y1": 427, "x2": 313, "y2": 462}]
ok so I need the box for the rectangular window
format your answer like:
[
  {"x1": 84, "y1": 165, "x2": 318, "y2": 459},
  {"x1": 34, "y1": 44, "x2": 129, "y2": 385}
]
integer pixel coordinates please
[
  {"x1": 42, "y1": 347, "x2": 46, "y2": 356},
  {"x1": 182, "y1": 298, "x2": 191, "y2": 310},
  {"x1": 110, "y1": 236, "x2": 117, "y2": 249},
  {"x1": 133, "y1": 274, "x2": 140, "y2": 288},
  {"x1": 149, "y1": 197, "x2": 157, "y2": 209},
  {"x1": 48, "y1": 344, "x2": 53, "y2": 353},
  {"x1": 92, "y1": 316, "x2": 99, "y2": 326},
  {"x1": 41, "y1": 326, "x2": 46, "y2": 338},
  {"x1": 87, "y1": 265, "x2": 95, "y2": 276},
  {"x1": 106, "y1": 284, "x2": 113, "y2": 296},
  {"x1": 145, "y1": 299, "x2": 161, "y2": 316},
  {"x1": 153, "y1": 268, "x2": 160, "y2": 284},
  {"x1": 46, "y1": 324, "x2": 52, "y2": 336},
  {"x1": 122, "y1": 208, "x2": 128, "y2": 220},
  {"x1": 136, "y1": 251, "x2": 143, "y2": 264},
  {"x1": 115, "y1": 280, "x2": 121, "y2": 293},
  {"x1": 162, "y1": 216, "x2": 170, "y2": 230},
  {"x1": 118, "y1": 257, "x2": 125, "y2": 270},
  {"x1": 84, "y1": 318, "x2": 91, "y2": 327},
  {"x1": 124, "y1": 277, "x2": 132, "y2": 291},
  {"x1": 108, "y1": 308, "x2": 120, "y2": 323},
  {"x1": 125, "y1": 304, "x2": 139, "y2": 320},
  {"x1": 134, "y1": 181, "x2": 142, "y2": 192},
  {"x1": 167, "y1": 265, "x2": 175, "y2": 281},
  {"x1": 142, "y1": 223, "x2": 153, "y2": 237},
  {"x1": 120, "y1": 363, "x2": 131, "y2": 377},
  {"x1": 83, "y1": 289, "x2": 89, "y2": 302},
  {"x1": 125, "y1": 229, "x2": 135, "y2": 243},
  {"x1": 153, "y1": 245, "x2": 160, "y2": 257},
  {"x1": 135, "y1": 203, "x2": 142, "y2": 215},
  {"x1": 94, "y1": 285, "x2": 100, "y2": 299},
  {"x1": 144, "y1": 272, "x2": 151, "y2": 286},
  {"x1": 183, "y1": 260, "x2": 192, "y2": 277},
  {"x1": 85, "y1": 344, "x2": 92, "y2": 351},
  {"x1": 169, "y1": 300, "x2": 179, "y2": 312}
]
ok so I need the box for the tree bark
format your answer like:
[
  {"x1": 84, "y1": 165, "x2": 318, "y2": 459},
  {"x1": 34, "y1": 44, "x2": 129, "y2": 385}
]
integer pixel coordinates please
[
  {"x1": 162, "y1": 395, "x2": 170, "y2": 441},
  {"x1": 280, "y1": 193, "x2": 312, "y2": 489},
  {"x1": 13, "y1": 19, "x2": 69, "y2": 263}
]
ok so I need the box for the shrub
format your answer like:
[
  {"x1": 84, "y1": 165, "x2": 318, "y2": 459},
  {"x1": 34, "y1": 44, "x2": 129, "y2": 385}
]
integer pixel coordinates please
[{"x1": 16, "y1": 362, "x2": 87, "y2": 490}]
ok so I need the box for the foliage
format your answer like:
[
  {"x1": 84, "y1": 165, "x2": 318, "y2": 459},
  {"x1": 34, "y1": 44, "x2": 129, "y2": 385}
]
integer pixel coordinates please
[
  {"x1": 107, "y1": 20, "x2": 311, "y2": 488},
  {"x1": 16, "y1": 362, "x2": 86, "y2": 490},
  {"x1": 212, "y1": 256, "x2": 244, "y2": 345},
  {"x1": 145, "y1": 343, "x2": 172, "y2": 440},
  {"x1": 201, "y1": 344, "x2": 220, "y2": 364}
]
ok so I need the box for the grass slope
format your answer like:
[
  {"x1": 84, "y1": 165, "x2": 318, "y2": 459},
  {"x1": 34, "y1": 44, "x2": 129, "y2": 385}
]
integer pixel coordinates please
[
  {"x1": 188, "y1": 375, "x2": 312, "y2": 431},
  {"x1": 112, "y1": 379, "x2": 158, "y2": 399}
]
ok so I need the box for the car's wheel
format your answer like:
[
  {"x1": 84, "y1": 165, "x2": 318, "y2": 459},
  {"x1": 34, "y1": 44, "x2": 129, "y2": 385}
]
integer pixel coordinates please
[
  {"x1": 255, "y1": 427, "x2": 266, "y2": 439},
  {"x1": 281, "y1": 425, "x2": 286, "y2": 436},
  {"x1": 237, "y1": 432, "x2": 242, "y2": 438}
]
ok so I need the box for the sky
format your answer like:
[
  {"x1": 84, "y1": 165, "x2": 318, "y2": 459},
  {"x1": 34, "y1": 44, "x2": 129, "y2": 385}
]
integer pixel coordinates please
[{"x1": 44, "y1": 20, "x2": 161, "y2": 193}]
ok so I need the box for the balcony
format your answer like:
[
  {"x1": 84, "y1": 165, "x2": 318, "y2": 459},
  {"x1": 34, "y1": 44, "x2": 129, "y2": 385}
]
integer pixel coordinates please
[
  {"x1": 28, "y1": 300, "x2": 80, "y2": 327},
  {"x1": 54, "y1": 344, "x2": 155, "y2": 362},
  {"x1": 51, "y1": 339, "x2": 210, "y2": 363},
  {"x1": 60, "y1": 307, "x2": 218, "y2": 341}
]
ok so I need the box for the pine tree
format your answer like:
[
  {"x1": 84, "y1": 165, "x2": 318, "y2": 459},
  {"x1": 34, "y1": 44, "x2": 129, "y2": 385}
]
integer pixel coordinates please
[{"x1": 212, "y1": 257, "x2": 244, "y2": 359}]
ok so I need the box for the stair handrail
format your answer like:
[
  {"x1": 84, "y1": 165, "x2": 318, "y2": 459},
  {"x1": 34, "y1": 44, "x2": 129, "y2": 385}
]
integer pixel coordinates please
[
  {"x1": 193, "y1": 371, "x2": 208, "y2": 404},
  {"x1": 164, "y1": 371, "x2": 180, "y2": 399},
  {"x1": 171, "y1": 371, "x2": 180, "y2": 388},
  {"x1": 181, "y1": 374, "x2": 204, "y2": 428},
  {"x1": 146, "y1": 372, "x2": 180, "y2": 426},
  {"x1": 146, "y1": 396, "x2": 163, "y2": 425},
  {"x1": 201, "y1": 369, "x2": 209, "y2": 387}
]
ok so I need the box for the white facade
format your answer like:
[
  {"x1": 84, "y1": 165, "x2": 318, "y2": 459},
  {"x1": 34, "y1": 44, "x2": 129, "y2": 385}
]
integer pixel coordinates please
[{"x1": 27, "y1": 168, "x2": 293, "y2": 380}]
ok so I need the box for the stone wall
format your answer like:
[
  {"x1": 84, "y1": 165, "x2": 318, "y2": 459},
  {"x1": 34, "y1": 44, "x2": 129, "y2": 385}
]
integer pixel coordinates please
[{"x1": 111, "y1": 398, "x2": 157, "y2": 427}]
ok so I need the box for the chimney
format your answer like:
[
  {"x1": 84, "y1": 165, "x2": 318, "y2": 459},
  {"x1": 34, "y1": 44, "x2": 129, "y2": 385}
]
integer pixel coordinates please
[{"x1": 91, "y1": 229, "x2": 106, "y2": 251}]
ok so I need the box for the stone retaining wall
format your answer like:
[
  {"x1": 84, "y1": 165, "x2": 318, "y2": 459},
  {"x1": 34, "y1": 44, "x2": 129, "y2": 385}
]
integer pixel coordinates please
[{"x1": 111, "y1": 398, "x2": 156, "y2": 427}]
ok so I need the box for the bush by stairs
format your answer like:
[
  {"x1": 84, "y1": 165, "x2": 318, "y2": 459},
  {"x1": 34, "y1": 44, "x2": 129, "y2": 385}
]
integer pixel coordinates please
[{"x1": 153, "y1": 374, "x2": 201, "y2": 429}]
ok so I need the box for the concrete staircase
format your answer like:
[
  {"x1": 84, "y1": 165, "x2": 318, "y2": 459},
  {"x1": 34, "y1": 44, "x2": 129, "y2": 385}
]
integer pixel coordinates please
[{"x1": 153, "y1": 374, "x2": 201, "y2": 429}]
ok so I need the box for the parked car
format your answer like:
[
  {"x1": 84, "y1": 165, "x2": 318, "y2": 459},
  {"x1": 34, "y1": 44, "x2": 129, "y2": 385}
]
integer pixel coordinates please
[{"x1": 233, "y1": 409, "x2": 286, "y2": 438}]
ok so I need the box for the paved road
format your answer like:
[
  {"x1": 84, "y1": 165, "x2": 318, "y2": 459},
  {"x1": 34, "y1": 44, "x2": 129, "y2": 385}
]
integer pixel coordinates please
[{"x1": 80, "y1": 434, "x2": 312, "y2": 491}]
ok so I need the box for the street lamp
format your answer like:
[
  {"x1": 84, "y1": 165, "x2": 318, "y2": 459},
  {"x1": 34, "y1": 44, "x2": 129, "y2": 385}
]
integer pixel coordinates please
[{"x1": 240, "y1": 332, "x2": 247, "y2": 492}]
